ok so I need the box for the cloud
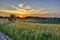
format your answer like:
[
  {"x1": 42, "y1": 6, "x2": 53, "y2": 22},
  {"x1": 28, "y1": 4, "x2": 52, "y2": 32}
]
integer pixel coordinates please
[
  {"x1": 18, "y1": 4, "x2": 32, "y2": 10},
  {"x1": 0, "y1": 3, "x2": 50, "y2": 16},
  {"x1": 11, "y1": 5, "x2": 20, "y2": 11},
  {"x1": 0, "y1": 9, "x2": 28, "y2": 14},
  {"x1": 24, "y1": 5, "x2": 32, "y2": 9},
  {"x1": 18, "y1": 4, "x2": 24, "y2": 8}
]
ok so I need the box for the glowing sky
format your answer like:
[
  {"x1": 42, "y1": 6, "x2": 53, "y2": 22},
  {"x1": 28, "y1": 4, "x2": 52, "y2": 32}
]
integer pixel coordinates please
[{"x1": 0, "y1": 0, "x2": 60, "y2": 17}]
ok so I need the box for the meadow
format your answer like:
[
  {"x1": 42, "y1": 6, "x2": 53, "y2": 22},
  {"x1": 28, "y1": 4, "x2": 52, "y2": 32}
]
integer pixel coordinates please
[{"x1": 0, "y1": 19, "x2": 60, "y2": 40}]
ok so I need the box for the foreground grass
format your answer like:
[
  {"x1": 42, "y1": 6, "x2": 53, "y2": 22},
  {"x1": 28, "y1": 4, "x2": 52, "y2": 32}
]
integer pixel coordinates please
[{"x1": 0, "y1": 21, "x2": 60, "y2": 40}]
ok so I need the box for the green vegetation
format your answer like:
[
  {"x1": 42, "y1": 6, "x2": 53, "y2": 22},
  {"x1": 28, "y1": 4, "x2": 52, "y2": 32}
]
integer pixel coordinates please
[{"x1": 0, "y1": 20, "x2": 60, "y2": 40}]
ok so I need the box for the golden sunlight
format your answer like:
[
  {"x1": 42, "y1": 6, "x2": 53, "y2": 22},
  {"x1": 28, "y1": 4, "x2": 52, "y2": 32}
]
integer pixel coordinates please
[
  {"x1": 19, "y1": 15, "x2": 23, "y2": 17},
  {"x1": 0, "y1": 7, "x2": 50, "y2": 18},
  {"x1": 19, "y1": 15, "x2": 24, "y2": 18},
  {"x1": 18, "y1": 15, "x2": 26, "y2": 18}
]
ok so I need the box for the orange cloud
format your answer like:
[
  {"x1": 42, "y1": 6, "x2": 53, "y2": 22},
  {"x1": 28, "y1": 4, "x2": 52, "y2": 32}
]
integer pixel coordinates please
[{"x1": 0, "y1": 4, "x2": 50, "y2": 18}]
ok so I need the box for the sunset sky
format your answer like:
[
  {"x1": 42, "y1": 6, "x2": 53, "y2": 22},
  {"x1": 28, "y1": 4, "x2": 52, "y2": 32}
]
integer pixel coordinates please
[{"x1": 0, "y1": 0, "x2": 60, "y2": 17}]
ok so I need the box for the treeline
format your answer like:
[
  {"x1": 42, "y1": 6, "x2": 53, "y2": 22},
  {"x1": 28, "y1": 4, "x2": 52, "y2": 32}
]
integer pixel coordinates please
[
  {"x1": 0, "y1": 16, "x2": 60, "y2": 24},
  {"x1": 25, "y1": 16, "x2": 60, "y2": 24}
]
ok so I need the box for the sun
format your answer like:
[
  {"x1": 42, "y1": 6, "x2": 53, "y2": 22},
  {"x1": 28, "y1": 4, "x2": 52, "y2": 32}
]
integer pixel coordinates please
[
  {"x1": 19, "y1": 16, "x2": 23, "y2": 17},
  {"x1": 19, "y1": 15, "x2": 25, "y2": 18}
]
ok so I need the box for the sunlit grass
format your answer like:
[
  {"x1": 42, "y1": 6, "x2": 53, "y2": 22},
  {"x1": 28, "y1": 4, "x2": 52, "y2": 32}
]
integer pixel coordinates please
[{"x1": 0, "y1": 21, "x2": 60, "y2": 40}]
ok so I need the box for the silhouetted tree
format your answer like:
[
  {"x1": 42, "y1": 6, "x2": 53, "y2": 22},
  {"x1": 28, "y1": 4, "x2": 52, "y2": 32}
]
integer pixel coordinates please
[{"x1": 8, "y1": 14, "x2": 16, "y2": 22}]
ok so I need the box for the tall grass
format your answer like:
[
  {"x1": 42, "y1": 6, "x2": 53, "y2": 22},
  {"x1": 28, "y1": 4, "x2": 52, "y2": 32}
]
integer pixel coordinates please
[{"x1": 0, "y1": 21, "x2": 60, "y2": 40}]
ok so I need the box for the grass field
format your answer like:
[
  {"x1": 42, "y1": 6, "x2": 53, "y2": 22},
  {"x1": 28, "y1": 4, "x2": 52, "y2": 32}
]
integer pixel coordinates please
[{"x1": 0, "y1": 20, "x2": 60, "y2": 40}]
